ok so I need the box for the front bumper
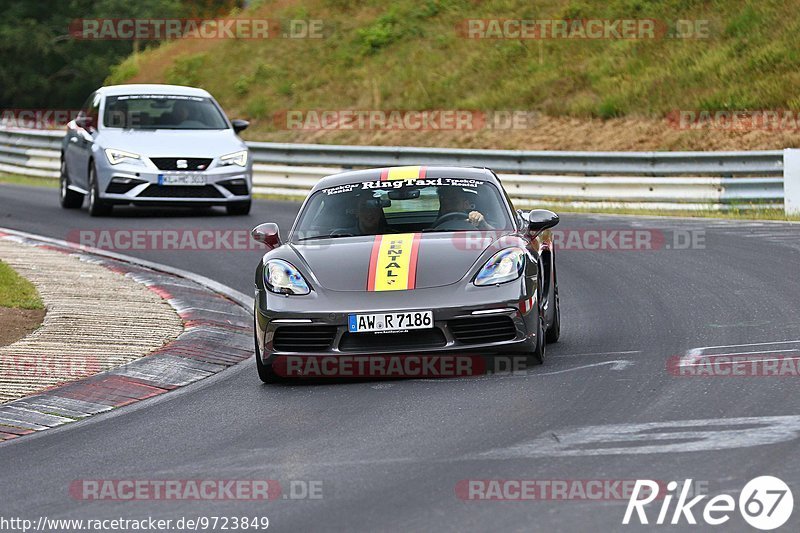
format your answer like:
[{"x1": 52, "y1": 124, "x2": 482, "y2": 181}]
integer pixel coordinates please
[
  {"x1": 95, "y1": 159, "x2": 252, "y2": 205},
  {"x1": 254, "y1": 282, "x2": 540, "y2": 364}
]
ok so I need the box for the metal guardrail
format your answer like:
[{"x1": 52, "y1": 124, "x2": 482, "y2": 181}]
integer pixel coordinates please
[
  {"x1": 248, "y1": 141, "x2": 785, "y2": 176},
  {"x1": 0, "y1": 128, "x2": 787, "y2": 211}
]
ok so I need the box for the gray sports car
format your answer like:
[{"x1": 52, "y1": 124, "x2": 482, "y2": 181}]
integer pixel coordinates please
[{"x1": 251, "y1": 166, "x2": 560, "y2": 382}]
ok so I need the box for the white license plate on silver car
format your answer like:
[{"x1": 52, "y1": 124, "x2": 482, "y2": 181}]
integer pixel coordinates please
[
  {"x1": 158, "y1": 173, "x2": 206, "y2": 186},
  {"x1": 348, "y1": 311, "x2": 433, "y2": 333}
]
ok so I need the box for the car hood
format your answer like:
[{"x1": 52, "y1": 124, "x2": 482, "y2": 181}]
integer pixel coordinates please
[
  {"x1": 286, "y1": 232, "x2": 516, "y2": 292},
  {"x1": 96, "y1": 129, "x2": 246, "y2": 158}
]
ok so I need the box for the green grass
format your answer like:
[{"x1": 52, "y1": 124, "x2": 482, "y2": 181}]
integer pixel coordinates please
[
  {"x1": 107, "y1": 0, "x2": 800, "y2": 142},
  {"x1": 0, "y1": 174, "x2": 58, "y2": 188},
  {"x1": 0, "y1": 260, "x2": 43, "y2": 310}
]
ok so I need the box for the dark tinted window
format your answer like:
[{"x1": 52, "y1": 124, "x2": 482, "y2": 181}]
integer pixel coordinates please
[{"x1": 293, "y1": 178, "x2": 513, "y2": 241}]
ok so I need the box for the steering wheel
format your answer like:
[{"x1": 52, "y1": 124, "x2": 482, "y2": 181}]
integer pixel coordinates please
[
  {"x1": 330, "y1": 227, "x2": 354, "y2": 236},
  {"x1": 432, "y1": 211, "x2": 469, "y2": 229}
]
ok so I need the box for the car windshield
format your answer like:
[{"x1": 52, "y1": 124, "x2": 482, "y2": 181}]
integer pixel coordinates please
[
  {"x1": 292, "y1": 177, "x2": 514, "y2": 241},
  {"x1": 102, "y1": 95, "x2": 228, "y2": 130}
]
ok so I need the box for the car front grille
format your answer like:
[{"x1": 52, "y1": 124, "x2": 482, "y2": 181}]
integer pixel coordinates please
[
  {"x1": 138, "y1": 185, "x2": 223, "y2": 198},
  {"x1": 272, "y1": 326, "x2": 337, "y2": 352},
  {"x1": 150, "y1": 157, "x2": 213, "y2": 171},
  {"x1": 449, "y1": 316, "x2": 517, "y2": 344},
  {"x1": 339, "y1": 329, "x2": 447, "y2": 351}
]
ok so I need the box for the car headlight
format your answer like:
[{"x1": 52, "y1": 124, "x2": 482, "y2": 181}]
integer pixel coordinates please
[
  {"x1": 104, "y1": 148, "x2": 141, "y2": 165},
  {"x1": 219, "y1": 150, "x2": 248, "y2": 167},
  {"x1": 264, "y1": 259, "x2": 310, "y2": 295},
  {"x1": 474, "y1": 247, "x2": 525, "y2": 286}
]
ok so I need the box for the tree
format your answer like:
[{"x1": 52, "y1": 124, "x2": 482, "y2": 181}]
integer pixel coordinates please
[{"x1": 0, "y1": 0, "x2": 241, "y2": 109}]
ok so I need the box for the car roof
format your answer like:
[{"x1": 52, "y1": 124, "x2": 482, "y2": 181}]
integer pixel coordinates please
[
  {"x1": 312, "y1": 166, "x2": 498, "y2": 191},
  {"x1": 95, "y1": 84, "x2": 213, "y2": 98}
]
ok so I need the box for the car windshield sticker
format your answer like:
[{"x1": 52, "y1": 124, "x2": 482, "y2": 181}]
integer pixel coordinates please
[
  {"x1": 380, "y1": 166, "x2": 427, "y2": 181},
  {"x1": 367, "y1": 233, "x2": 422, "y2": 291},
  {"x1": 320, "y1": 177, "x2": 484, "y2": 195},
  {"x1": 114, "y1": 95, "x2": 205, "y2": 102},
  {"x1": 362, "y1": 177, "x2": 483, "y2": 190},
  {"x1": 321, "y1": 183, "x2": 361, "y2": 195}
]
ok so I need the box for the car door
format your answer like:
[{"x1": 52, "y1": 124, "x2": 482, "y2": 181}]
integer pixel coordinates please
[
  {"x1": 64, "y1": 96, "x2": 88, "y2": 184},
  {"x1": 65, "y1": 92, "x2": 100, "y2": 189}
]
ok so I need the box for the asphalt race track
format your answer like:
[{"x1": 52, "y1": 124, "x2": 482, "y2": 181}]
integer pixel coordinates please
[{"x1": 2, "y1": 182, "x2": 800, "y2": 531}]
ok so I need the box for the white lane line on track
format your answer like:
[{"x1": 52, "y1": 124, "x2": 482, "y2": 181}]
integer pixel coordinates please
[
  {"x1": 690, "y1": 339, "x2": 800, "y2": 352},
  {"x1": 474, "y1": 415, "x2": 800, "y2": 458},
  {"x1": 679, "y1": 340, "x2": 800, "y2": 366},
  {"x1": 412, "y1": 359, "x2": 634, "y2": 383},
  {"x1": 536, "y1": 360, "x2": 634, "y2": 375},
  {"x1": 686, "y1": 348, "x2": 800, "y2": 359},
  {"x1": 680, "y1": 357, "x2": 800, "y2": 367},
  {"x1": 552, "y1": 350, "x2": 641, "y2": 358}
]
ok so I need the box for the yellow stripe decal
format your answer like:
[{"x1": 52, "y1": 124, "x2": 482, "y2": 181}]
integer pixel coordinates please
[
  {"x1": 370, "y1": 233, "x2": 419, "y2": 291},
  {"x1": 384, "y1": 166, "x2": 423, "y2": 181}
]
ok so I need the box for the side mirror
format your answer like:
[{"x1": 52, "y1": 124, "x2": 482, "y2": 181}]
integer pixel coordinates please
[
  {"x1": 74, "y1": 115, "x2": 94, "y2": 131},
  {"x1": 251, "y1": 223, "x2": 281, "y2": 249},
  {"x1": 527, "y1": 209, "x2": 559, "y2": 234},
  {"x1": 232, "y1": 119, "x2": 249, "y2": 134}
]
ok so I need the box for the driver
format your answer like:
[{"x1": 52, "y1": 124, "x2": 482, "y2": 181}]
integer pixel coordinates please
[
  {"x1": 171, "y1": 100, "x2": 196, "y2": 125},
  {"x1": 437, "y1": 186, "x2": 494, "y2": 230},
  {"x1": 352, "y1": 193, "x2": 391, "y2": 235}
]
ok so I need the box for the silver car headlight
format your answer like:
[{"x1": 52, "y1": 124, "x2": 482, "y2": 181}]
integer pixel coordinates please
[
  {"x1": 264, "y1": 259, "x2": 310, "y2": 295},
  {"x1": 104, "y1": 148, "x2": 142, "y2": 165},
  {"x1": 219, "y1": 150, "x2": 248, "y2": 167},
  {"x1": 474, "y1": 247, "x2": 525, "y2": 286}
]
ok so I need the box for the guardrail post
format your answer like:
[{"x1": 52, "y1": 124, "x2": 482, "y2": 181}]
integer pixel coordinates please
[{"x1": 784, "y1": 149, "x2": 800, "y2": 215}]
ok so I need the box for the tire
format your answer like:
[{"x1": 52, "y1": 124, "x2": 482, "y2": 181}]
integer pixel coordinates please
[
  {"x1": 546, "y1": 285, "x2": 561, "y2": 343},
  {"x1": 527, "y1": 313, "x2": 546, "y2": 366},
  {"x1": 59, "y1": 158, "x2": 84, "y2": 209},
  {"x1": 87, "y1": 163, "x2": 112, "y2": 217},
  {"x1": 226, "y1": 200, "x2": 251, "y2": 216},
  {"x1": 254, "y1": 332, "x2": 281, "y2": 383}
]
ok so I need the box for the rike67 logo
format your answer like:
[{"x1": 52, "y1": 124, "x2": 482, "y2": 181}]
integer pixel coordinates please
[{"x1": 623, "y1": 476, "x2": 793, "y2": 530}]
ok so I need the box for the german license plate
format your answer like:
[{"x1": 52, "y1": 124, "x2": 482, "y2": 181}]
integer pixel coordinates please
[
  {"x1": 348, "y1": 311, "x2": 433, "y2": 333},
  {"x1": 158, "y1": 173, "x2": 206, "y2": 186}
]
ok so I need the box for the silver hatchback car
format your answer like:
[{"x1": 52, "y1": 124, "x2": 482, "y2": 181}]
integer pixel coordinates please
[{"x1": 60, "y1": 84, "x2": 252, "y2": 216}]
